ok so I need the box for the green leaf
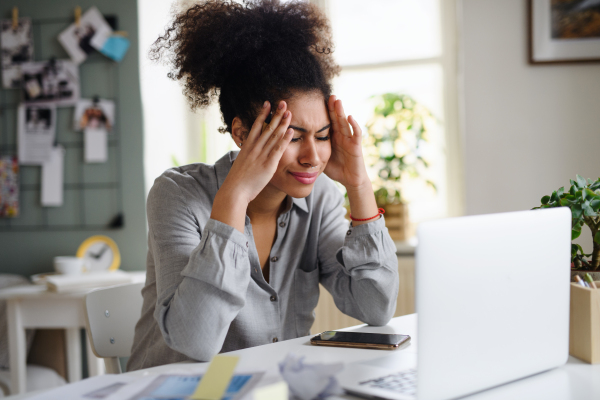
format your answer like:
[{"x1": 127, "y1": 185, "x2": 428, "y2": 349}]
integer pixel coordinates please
[
  {"x1": 588, "y1": 178, "x2": 593, "y2": 185},
  {"x1": 590, "y1": 199, "x2": 600, "y2": 211},
  {"x1": 571, "y1": 244, "x2": 579, "y2": 255},
  {"x1": 584, "y1": 203, "x2": 597, "y2": 217},
  {"x1": 566, "y1": 194, "x2": 576, "y2": 201},
  {"x1": 557, "y1": 187, "x2": 565, "y2": 197},
  {"x1": 570, "y1": 185, "x2": 576, "y2": 195},
  {"x1": 577, "y1": 174, "x2": 587, "y2": 188},
  {"x1": 570, "y1": 179, "x2": 577, "y2": 187},
  {"x1": 595, "y1": 232, "x2": 600, "y2": 245},
  {"x1": 572, "y1": 230, "x2": 581, "y2": 240},
  {"x1": 585, "y1": 188, "x2": 596, "y2": 199},
  {"x1": 572, "y1": 206, "x2": 583, "y2": 219},
  {"x1": 541, "y1": 195, "x2": 550, "y2": 205},
  {"x1": 550, "y1": 191, "x2": 557, "y2": 202}
]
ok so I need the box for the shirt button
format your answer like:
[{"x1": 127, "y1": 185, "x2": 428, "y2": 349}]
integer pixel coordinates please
[
  {"x1": 246, "y1": 242, "x2": 249, "y2": 247},
  {"x1": 273, "y1": 337, "x2": 278, "y2": 343},
  {"x1": 270, "y1": 295, "x2": 276, "y2": 302},
  {"x1": 279, "y1": 222, "x2": 286, "y2": 227},
  {"x1": 271, "y1": 256, "x2": 278, "y2": 262},
  {"x1": 346, "y1": 230, "x2": 352, "y2": 236}
]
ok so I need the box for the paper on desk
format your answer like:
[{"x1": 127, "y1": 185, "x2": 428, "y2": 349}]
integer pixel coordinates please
[
  {"x1": 279, "y1": 353, "x2": 344, "y2": 400},
  {"x1": 46, "y1": 270, "x2": 132, "y2": 292},
  {"x1": 125, "y1": 371, "x2": 263, "y2": 400},
  {"x1": 191, "y1": 355, "x2": 239, "y2": 400},
  {"x1": 252, "y1": 381, "x2": 288, "y2": 400},
  {"x1": 84, "y1": 127, "x2": 108, "y2": 163},
  {"x1": 25, "y1": 373, "x2": 136, "y2": 400},
  {"x1": 41, "y1": 145, "x2": 65, "y2": 207}
]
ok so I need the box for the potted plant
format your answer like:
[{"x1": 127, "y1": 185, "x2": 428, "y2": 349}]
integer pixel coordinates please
[
  {"x1": 361, "y1": 93, "x2": 437, "y2": 241},
  {"x1": 532, "y1": 175, "x2": 600, "y2": 280}
]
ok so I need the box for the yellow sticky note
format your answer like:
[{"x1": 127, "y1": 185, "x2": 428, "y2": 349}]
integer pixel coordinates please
[
  {"x1": 253, "y1": 381, "x2": 289, "y2": 400},
  {"x1": 189, "y1": 355, "x2": 239, "y2": 400}
]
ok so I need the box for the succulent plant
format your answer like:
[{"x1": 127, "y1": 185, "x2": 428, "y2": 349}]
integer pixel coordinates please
[{"x1": 532, "y1": 175, "x2": 600, "y2": 270}]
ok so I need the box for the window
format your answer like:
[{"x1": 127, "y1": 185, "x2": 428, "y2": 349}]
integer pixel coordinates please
[{"x1": 325, "y1": 0, "x2": 462, "y2": 225}]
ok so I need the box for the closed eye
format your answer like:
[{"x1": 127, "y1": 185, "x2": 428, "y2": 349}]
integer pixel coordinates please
[{"x1": 290, "y1": 136, "x2": 330, "y2": 143}]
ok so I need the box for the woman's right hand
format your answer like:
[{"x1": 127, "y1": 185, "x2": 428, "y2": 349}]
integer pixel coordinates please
[{"x1": 210, "y1": 100, "x2": 294, "y2": 232}]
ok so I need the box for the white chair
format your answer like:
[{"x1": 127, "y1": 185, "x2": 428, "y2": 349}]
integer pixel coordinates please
[{"x1": 84, "y1": 283, "x2": 144, "y2": 374}]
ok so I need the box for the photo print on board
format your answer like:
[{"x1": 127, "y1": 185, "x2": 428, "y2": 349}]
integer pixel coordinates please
[
  {"x1": 58, "y1": 7, "x2": 112, "y2": 64},
  {"x1": 74, "y1": 98, "x2": 115, "y2": 163},
  {"x1": 0, "y1": 156, "x2": 19, "y2": 218},
  {"x1": 0, "y1": 17, "x2": 34, "y2": 89},
  {"x1": 21, "y1": 59, "x2": 80, "y2": 107},
  {"x1": 74, "y1": 98, "x2": 115, "y2": 132},
  {"x1": 18, "y1": 103, "x2": 57, "y2": 165}
]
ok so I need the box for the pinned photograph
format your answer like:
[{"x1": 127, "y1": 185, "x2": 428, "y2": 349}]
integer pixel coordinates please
[
  {"x1": 21, "y1": 59, "x2": 80, "y2": 106},
  {"x1": 73, "y1": 98, "x2": 115, "y2": 132},
  {"x1": 0, "y1": 156, "x2": 19, "y2": 218},
  {"x1": 18, "y1": 103, "x2": 57, "y2": 165},
  {"x1": 0, "y1": 17, "x2": 34, "y2": 89},
  {"x1": 58, "y1": 7, "x2": 112, "y2": 64}
]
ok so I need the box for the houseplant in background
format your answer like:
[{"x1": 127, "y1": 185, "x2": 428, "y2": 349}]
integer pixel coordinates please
[
  {"x1": 362, "y1": 93, "x2": 437, "y2": 241},
  {"x1": 532, "y1": 175, "x2": 600, "y2": 280}
]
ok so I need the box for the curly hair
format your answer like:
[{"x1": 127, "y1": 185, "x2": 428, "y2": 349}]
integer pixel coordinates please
[{"x1": 150, "y1": 0, "x2": 340, "y2": 135}]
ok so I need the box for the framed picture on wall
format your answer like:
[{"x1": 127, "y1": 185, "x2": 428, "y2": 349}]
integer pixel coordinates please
[{"x1": 529, "y1": 0, "x2": 600, "y2": 64}]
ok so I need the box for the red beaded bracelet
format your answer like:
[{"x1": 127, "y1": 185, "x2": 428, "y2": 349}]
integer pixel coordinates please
[{"x1": 350, "y1": 208, "x2": 385, "y2": 222}]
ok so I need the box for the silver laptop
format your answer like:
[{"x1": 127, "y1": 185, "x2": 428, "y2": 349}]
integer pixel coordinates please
[{"x1": 339, "y1": 208, "x2": 571, "y2": 400}]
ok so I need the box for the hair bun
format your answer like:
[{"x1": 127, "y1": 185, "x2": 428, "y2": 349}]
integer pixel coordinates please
[{"x1": 151, "y1": 0, "x2": 339, "y2": 133}]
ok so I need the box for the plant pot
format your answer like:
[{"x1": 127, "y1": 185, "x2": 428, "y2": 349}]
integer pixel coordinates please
[
  {"x1": 344, "y1": 202, "x2": 410, "y2": 241},
  {"x1": 571, "y1": 270, "x2": 600, "y2": 282},
  {"x1": 380, "y1": 202, "x2": 409, "y2": 241}
]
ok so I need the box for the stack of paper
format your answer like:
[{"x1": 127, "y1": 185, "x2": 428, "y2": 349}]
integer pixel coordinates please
[{"x1": 45, "y1": 270, "x2": 132, "y2": 292}]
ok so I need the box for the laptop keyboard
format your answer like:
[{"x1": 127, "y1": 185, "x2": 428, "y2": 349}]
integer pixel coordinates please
[{"x1": 359, "y1": 368, "x2": 417, "y2": 396}]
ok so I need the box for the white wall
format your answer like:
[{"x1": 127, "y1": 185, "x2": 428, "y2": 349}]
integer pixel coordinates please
[{"x1": 462, "y1": 0, "x2": 600, "y2": 222}]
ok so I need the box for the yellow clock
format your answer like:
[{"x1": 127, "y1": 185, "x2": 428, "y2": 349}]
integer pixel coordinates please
[{"x1": 76, "y1": 235, "x2": 121, "y2": 272}]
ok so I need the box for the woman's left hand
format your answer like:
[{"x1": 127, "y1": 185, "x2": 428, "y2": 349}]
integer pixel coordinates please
[{"x1": 324, "y1": 95, "x2": 370, "y2": 190}]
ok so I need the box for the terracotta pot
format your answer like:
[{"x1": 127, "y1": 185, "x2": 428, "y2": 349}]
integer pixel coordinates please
[{"x1": 570, "y1": 270, "x2": 600, "y2": 282}]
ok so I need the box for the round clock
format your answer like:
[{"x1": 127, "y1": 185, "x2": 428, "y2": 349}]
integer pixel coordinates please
[{"x1": 76, "y1": 235, "x2": 121, "y2": 272}]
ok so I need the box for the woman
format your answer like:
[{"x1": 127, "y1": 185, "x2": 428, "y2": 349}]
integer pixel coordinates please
[{"x1": 128, "y1": 0, "x2": 399, "y2": 371}]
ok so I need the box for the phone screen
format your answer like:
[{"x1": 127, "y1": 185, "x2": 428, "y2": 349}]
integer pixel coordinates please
[{"x1": 312, "y1": 331, "x2": 410, "y2": 346}]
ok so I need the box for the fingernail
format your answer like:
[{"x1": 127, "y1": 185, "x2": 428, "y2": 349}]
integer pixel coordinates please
[
  {"x1": 278, "y1": 101, "x2": 285, "y2": 109},
  {"x1": 286, "y1": 128, "x2": 293, "y2": 135},
  {"x1": 263, "y1": 101, "x2": 269, "y2": 108},
  {"x1": 283, "y1": 111, "x2": 290, "y2": 118}
]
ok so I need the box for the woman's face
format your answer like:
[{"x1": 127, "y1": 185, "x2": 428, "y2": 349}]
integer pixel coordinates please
[{"x1": 266, "y1": 91, "x2": 332, "y2": 199}]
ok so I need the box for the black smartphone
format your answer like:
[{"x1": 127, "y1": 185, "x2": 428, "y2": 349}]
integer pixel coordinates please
[{"x1": 310, "y1": 331, "x2": 411, "y2": 350}]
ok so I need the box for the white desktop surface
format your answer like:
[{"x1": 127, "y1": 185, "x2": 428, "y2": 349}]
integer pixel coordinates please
[{"x1": 8, "y1": 313, "x2": 600, "y2": 399}]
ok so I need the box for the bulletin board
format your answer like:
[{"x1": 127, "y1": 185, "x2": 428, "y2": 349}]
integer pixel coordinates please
[{"x1": 0, "y1": 15, "x2": 124, "y2": 231}]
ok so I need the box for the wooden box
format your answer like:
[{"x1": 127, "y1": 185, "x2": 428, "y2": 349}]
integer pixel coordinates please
[
  {"x1": 569, "y1": 282, "x2": 600, "y2": 364},
  {"x1": 381, "y1": 203, "x2": 409, "y2": 241}
]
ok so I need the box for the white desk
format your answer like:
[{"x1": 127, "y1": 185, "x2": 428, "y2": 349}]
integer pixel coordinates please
[
  {"x1": 0, "y1": 272, "x2": 145, "y2": 395},
  {"x1": 124, "y1": 314, "x2": 599, "y2": 400},
  {"x1": 8, "y1": 314, "x2": 600, "y2": 399}
]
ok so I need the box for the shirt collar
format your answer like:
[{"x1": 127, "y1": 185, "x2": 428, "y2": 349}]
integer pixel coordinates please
[{"x1": 214, "y1": 150, "x2": 309, "y2": 214}]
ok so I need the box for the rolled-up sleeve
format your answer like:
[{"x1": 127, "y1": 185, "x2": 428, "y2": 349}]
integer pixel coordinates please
[
  {"x1": 148, "y1": 175, "x2": 251, "y2": 361},
  {"x1": 317, "y1": 187, "x2": 399, "y2": 326}
]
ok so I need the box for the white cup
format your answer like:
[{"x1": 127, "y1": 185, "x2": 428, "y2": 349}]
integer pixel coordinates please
[{"x1": 53, "y1": 256, "x2": 84, "y2": 275}]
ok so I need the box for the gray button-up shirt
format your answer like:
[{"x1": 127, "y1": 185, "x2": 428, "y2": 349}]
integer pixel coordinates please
[{"x1": 127, "y1": 151, "x2": 399, "y2": 371}]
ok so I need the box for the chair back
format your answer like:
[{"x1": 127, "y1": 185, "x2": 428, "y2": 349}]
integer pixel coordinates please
[{"x1": 84, "y1": 282, "x2": 144, "y2": 373}]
